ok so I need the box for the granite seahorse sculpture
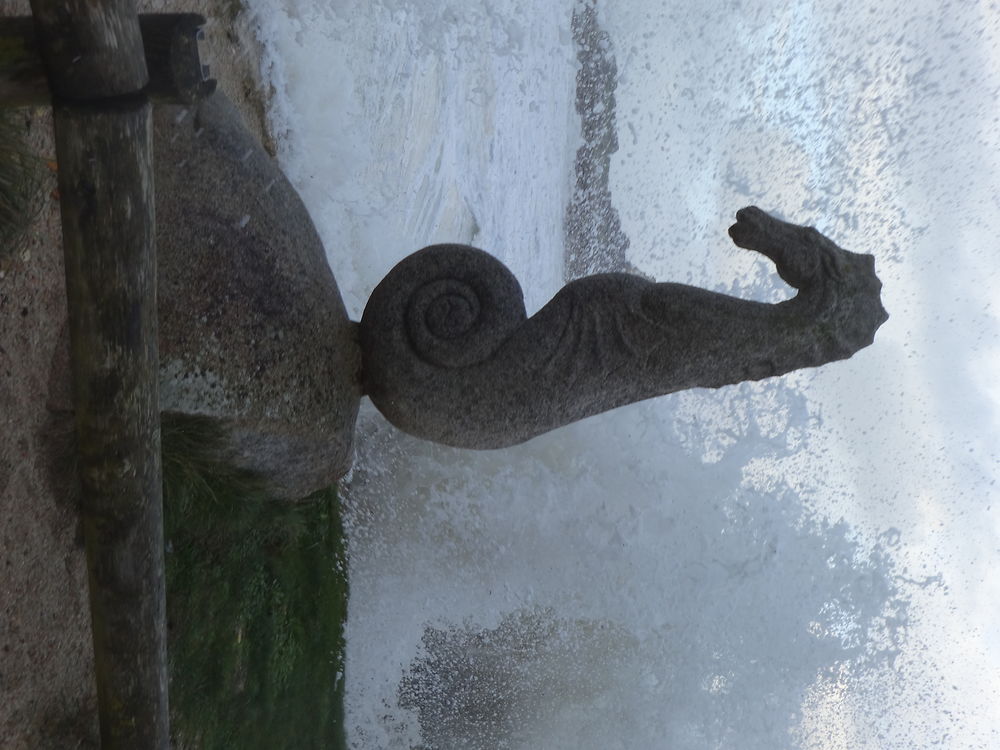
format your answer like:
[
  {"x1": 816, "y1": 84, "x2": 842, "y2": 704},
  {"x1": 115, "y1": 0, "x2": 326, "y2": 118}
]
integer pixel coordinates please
[
  {"x1": 44, "y1": 89, "x2": 888, "y2": 497},
  {"x1": 360, "y1": 207, "x2": 889, "y2": 449}
]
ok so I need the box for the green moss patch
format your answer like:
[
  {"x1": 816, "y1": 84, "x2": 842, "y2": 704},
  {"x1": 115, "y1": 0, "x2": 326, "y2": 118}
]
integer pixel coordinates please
[{"x1": 162, "y1": 414, "x2": 348, "y2": 749}]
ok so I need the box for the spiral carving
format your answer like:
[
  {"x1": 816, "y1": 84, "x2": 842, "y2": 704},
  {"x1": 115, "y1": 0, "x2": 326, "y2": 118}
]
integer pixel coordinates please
[
  {"x1": 362, "y1": 244, "x2": 527, "y2": 371},
  {"x1": 407, "y1": 277, "x2": 485, "y2": 367}
]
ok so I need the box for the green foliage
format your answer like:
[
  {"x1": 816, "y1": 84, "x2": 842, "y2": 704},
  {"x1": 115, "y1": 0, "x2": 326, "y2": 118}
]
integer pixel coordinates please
[
  {"x1": 161, "y1": 414, "x2": 348, "y2": 750},
  {"x1": 0, "y1": 109, "x2": 46, "y2": 258}
]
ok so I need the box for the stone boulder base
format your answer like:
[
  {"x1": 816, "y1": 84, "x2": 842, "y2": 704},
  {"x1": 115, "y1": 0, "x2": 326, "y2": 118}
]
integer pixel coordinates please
[{"x1": 151, "y1": 92, "x2": 360, "y2": 498}]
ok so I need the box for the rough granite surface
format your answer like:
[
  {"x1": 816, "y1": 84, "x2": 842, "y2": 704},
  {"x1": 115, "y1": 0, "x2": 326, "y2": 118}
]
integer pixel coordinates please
[
  {"x1": 360, "y1": 208, "x2": 888, "y2": 449},
  {"x1": 153, "y1": 92, "x2": 361, "y2": 497},
  {"x1": 48, "y1": 91, "x2": 362, "y2": 498}
]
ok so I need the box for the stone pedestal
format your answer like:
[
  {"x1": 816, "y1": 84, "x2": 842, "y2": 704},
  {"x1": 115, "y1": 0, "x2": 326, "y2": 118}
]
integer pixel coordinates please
[
  {"x1": 50, "y1": 91, "x2": 361, "y2": 499},
  {"x1": 153, "y1": 92, "x2": 361, "y2": 499}
]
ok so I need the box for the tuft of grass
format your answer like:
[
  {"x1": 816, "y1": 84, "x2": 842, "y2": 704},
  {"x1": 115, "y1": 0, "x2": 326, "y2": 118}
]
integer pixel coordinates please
[
  {"x1": 0, "y1": 109, "x2": 46, "y2": 258},
  {"x1": 161, "y1": 413, "x2": 348, "y2": 750}
]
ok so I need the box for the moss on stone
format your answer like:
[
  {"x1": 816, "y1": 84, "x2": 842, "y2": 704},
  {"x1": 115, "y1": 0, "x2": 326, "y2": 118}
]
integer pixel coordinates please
[{"x1": 162, "y1": 413, "x2": 348, "y2": 750}]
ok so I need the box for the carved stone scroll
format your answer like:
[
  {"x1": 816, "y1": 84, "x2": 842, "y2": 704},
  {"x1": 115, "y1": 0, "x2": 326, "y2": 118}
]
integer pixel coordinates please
[{"x1": 360, "y1": 208, "x2": 888, "y2": 449}]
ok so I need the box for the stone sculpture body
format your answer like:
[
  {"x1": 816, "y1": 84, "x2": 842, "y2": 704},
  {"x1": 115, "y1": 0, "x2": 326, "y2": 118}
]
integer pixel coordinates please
[
  {"x1": 361, "y1": 209, "x2": 888, "y2": 449},
  {"x1": 51, "y1": 89, "x2": 887, "y2": 497}
]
